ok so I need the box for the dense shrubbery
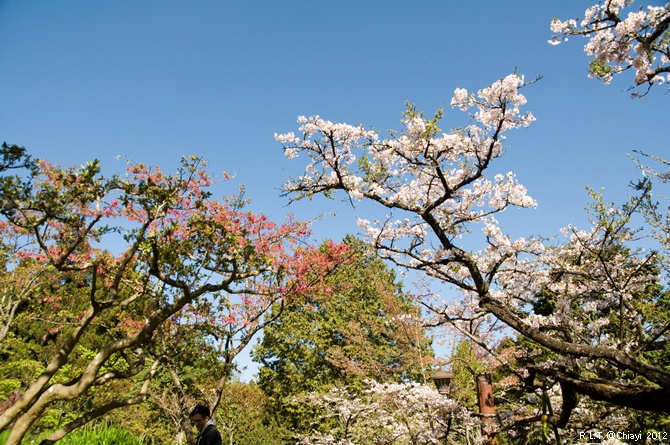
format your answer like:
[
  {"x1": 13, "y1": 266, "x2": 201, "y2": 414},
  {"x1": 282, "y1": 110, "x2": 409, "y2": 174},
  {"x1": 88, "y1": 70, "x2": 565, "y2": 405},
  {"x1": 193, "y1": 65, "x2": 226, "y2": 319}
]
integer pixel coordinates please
[{"x1": 0, "y1": 426, "x2": 143, "y2": 445}]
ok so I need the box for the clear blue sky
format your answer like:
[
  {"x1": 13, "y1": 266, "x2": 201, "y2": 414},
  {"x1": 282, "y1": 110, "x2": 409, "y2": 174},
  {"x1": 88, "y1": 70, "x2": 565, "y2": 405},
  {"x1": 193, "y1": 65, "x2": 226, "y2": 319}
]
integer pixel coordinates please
[{"x1": 1, "y1": 1, "x2": 668, "y2": 378}]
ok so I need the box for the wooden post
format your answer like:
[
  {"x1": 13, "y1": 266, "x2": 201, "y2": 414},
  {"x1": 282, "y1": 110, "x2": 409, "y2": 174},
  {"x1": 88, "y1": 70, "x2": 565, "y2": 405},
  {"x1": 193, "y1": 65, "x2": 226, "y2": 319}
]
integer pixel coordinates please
[{"x1": 476, "y1": 374, "x2": 497, "y2": 445}]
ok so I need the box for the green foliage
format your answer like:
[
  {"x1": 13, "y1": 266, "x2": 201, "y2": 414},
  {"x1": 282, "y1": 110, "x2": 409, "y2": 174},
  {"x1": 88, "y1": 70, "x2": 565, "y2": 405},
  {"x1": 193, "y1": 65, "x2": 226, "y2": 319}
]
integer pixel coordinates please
[
  {"x1": 216, "y1": 381, "x2": 289, "y2": 445},
  {"x1": 58, "y1": 425, "x2": 144, "y2": 445},
  {"x1": 588, "y1": 59, "x2": 615, "y2": 81},
  {"x1": 253, "y1": 235, "x2": 434, "y2": 432},
  {"x1": 0, "y1": 259, "x2": 149, "y2": 437},
  {"x1": 0, "y1": 143, "x2": 35, "y2": 173},
  {"x1": 531, "y1": 287, "x2": 556, "y2": 316},
  {"x1": 105, "y1": 403, "x2": 172, "y2": 445},
  {"x1": 402, "y1": 101, "x2": 444, "y2": 139},
  {"x1": 0, "y1": 142, "x2": 38, "y2": 218},
  {"x1": 0, "y1": 425, "x2": 143, "y2": 445},
  {"x1": 358, "y1": 154, "x2": 388, "y2": 185},
  {"x1": 449, "y1": 338, "x2": 482, "y2": 412}
]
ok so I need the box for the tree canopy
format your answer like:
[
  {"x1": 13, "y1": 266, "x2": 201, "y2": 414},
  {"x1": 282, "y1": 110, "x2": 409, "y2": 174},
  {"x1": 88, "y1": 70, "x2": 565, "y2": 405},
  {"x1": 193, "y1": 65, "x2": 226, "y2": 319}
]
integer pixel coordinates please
[
  {"x1": 0, "y1": 149, "x2": 348, "y2": 445},
  {"x1": 253, "y1": 235, "x2": 434, "y2": 432},
  {"x1": 276, "y1": 72, "x2": 669, "y2": 437}
]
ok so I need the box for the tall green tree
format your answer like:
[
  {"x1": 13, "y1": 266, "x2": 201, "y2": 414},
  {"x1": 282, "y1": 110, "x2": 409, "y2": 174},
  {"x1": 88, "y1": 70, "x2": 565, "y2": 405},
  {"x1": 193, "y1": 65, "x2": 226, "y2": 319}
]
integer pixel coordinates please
[
  {"x1": 253, "y1": 235, "x2": 434, "y2": 432},
  {"x1": 215, "y1": 381, "x2": 287, "y2": 445}
]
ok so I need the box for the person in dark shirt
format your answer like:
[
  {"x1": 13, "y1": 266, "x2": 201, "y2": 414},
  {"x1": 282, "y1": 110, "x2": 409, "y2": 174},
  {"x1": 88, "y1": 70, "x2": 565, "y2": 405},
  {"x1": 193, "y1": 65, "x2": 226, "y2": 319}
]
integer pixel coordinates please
[{"x1": 190, "y1": 404, "x2": 222, "y2": 445}]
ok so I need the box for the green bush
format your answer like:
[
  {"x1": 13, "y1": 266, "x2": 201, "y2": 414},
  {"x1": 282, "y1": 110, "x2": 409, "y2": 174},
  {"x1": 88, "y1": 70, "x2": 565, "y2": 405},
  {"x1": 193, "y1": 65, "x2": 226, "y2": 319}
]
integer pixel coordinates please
[
  {"x1": 59, "y1": 426, "x2": 144, "y2": 445},
  {"x1": 0, "y1": 425, "x2": 145, "y2": 445}
]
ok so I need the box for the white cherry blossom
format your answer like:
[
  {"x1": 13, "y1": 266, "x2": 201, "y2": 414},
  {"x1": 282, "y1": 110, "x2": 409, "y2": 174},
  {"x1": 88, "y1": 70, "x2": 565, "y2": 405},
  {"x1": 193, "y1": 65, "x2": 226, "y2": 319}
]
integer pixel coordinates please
[
  {"x1": 277, "y1": 72, "x2": 670, "y2": 435},
  {"x1": 550, "y1": 1, "x2": 670, "y2": 95}
]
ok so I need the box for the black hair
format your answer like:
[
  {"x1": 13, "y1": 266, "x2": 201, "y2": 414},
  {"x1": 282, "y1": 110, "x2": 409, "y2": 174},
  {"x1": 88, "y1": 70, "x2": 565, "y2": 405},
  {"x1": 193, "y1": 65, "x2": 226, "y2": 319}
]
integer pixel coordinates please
[{"x1": 190, "y1": 404, "x2": 211, "y2": 418}]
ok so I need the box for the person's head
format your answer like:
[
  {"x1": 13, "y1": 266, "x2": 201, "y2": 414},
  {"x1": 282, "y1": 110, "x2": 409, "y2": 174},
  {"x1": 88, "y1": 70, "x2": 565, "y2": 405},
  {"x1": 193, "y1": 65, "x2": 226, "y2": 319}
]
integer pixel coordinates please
[{"x1": 190, "y1": 405, "x2": 211, "y2": 432}]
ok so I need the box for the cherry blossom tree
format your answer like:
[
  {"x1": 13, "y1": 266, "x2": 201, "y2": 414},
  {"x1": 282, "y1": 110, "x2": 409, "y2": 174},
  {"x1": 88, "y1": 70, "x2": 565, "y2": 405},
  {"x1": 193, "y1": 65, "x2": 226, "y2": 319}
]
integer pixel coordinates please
[
  {"x1": 275, "y1": 72, "x2": 670, "y2": 433},
  {"x1": 0, "y1": 152, "x2": 347, "y2": 445},
  {"x1": 295, "y1": 380, "x2": 473, "y2": 445},
  {"x1": 549, "y1": 0, "x2": 670, "y2": 95}
]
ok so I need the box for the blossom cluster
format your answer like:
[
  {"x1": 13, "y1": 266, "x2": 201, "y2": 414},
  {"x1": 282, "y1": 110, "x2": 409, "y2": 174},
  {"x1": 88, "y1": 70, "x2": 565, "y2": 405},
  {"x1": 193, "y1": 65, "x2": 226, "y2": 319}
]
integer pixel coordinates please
[
  {"x1": 296, "y1": 380, "x2": 473, "y2": 445},
  {"x1": 550, "y1": 1, "x2": 670, "y2": 92},
  {"x1": 276, "y1": 74, "x2": 537, "y2": 285}
]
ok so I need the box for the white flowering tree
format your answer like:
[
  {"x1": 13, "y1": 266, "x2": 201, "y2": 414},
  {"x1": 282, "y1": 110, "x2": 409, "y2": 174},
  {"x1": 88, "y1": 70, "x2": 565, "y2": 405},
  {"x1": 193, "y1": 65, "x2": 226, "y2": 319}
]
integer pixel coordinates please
[
  {"x1": 549, "y1": 0, "x2": 670, "y2": 95},
  {"x1": 295, "y1": 381, "x2": 474, "y2": 445},
  {"x1": 275, "y1": 71, "x2": 670, "y2": 433}
]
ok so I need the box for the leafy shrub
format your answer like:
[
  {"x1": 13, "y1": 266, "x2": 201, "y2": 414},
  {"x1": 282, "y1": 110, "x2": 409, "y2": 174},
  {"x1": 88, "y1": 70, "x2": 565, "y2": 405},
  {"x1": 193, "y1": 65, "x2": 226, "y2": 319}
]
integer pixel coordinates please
[
  {"x1": 0, "y1": 426, "x2": 146, "y2": 445},
  {"x1": 59, "y1": 426, "x2": 145, "y2": 445}
]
